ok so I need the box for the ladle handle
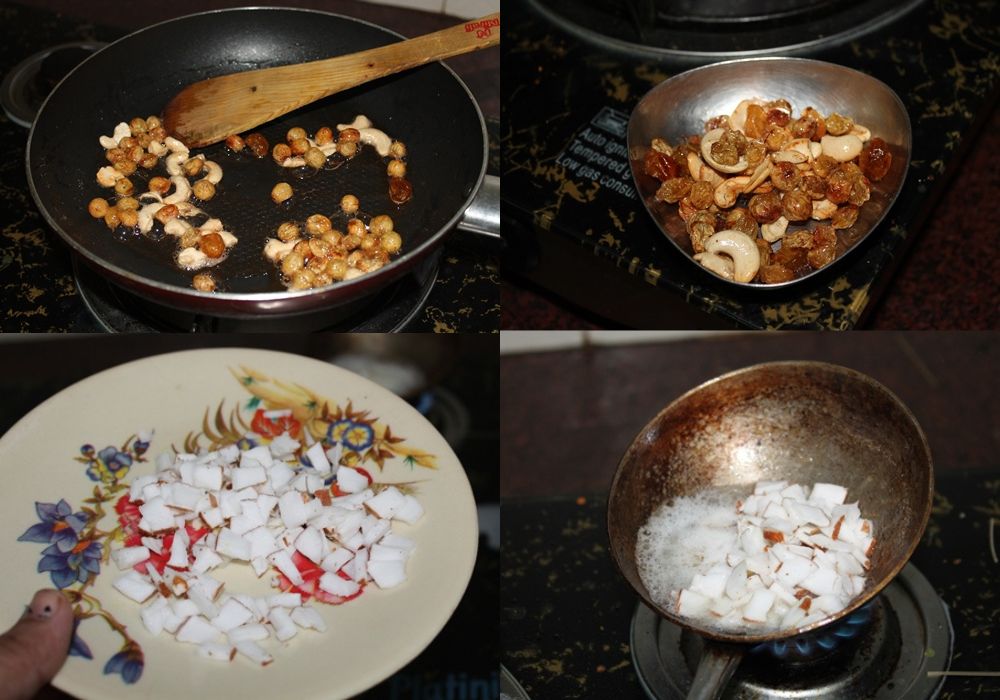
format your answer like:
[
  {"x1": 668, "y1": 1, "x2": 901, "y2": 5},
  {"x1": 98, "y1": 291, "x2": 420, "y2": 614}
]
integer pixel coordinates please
[{"x1": 686, "y1": 643, "x2": 744, "y2": 700}]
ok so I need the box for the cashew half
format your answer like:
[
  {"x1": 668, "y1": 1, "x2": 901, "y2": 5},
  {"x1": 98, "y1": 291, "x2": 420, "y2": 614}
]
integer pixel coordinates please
[
  {"x1": 714, "y1": 176, "x2": 752, "y2": 208},
  {"x1": 137, "y1": 202, "x2": 164, "y2": 234},
  {"x1": 693, "y1": 251, "x2": 735, "y2": 280},
  {"x1": 703, "y1": 229, "x2": 761, "y2": 283},
  {"x1": 358, "y1": 128, "x2": 392, "y2": 157},
  {"x1": 148, "y1": 140, "x2": 168, "y2": 156},
  {"x1": 700, "y1": 128, "x2": 748, "y2": 174},
  {"x1": 337, "y1": 115, "x2": 374, "y2": 132},
  {"x1": 219, "y1": 231, "x2": 238, "y2": 247},
  {"x1": 164, "y1": 218, "x2": 193, "y2": 237},
  {"x1": 164, "y1": 136, "x2": 189, "y2": 154},
  {"x1": 201, "y1": 218, "x2": 223, "y2": 232},
  {"x1": 761, "y1": 215, "x2": 789, "y2": 243},
  {"x1": 203, "y1": 160, "x2": 223, "y2": 184},
  {"x1": 783, "y1": 138, "x2": 814, "y2": 159},
  {"x1": 744, "y1": 157, "x2": 773, "y2": 192},
  {"x1": 850, "y1": 123, "x2": 871, "y2": 142},
  {"x1": 174, "y1": 202, "x2": 202, "y2": 217},
  {"x1": 821, "y1": 134, "x2": 863, "y2": 162},
  {"x1": 728, "y1": 99, "x2": 763, "y2": 134},
  {"x1": 281, "y1": 157, "x2": 306, "y2": 168},
  {"x1": 177, "y1": 247, "x2": 208, "y2": 270},
  {"x1": 687, "y1": 152, "x2": 725, "y2": 188},
  {"x1": 166, "y1": 152, "x2": 186, "y2": 176},
  {"x1": 99, "y1": 135, "x2": 117, "y2": 149},
  {"x1": 773, "y1": 150, "x2": 808, "y2": 164},
  {"x1": 96, "y1": 166, "x2": 123, "y2": 187},
  {"x1": 163, "y1": 176, "x2": 191, "y2": 205},
  {"x1": 811, "y1": 198, "x2": 837, "y2": 219},
  {"x1": 264, "y1": 237, "x2": 298, "y2": 262}
]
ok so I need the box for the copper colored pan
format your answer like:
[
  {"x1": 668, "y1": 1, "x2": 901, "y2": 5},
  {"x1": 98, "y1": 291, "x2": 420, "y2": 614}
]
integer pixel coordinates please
[{"x1": 607, "y1": 362, "x2": 933, "y2": 699}]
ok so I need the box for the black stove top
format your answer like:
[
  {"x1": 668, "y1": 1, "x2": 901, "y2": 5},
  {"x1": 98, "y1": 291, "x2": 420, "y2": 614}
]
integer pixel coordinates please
[
  {"x1": 502, "y1": 469, "x2": 1000, "y2": 698},
  {"x1": 630, "y1": 564, "x2": 951, "y2": 699},
  {"x1": 501, "y1": 0, "x2": 998, "y2": 328},
  {"x1": 0, "y1": 3, "x2": 499, "y2": 332}
]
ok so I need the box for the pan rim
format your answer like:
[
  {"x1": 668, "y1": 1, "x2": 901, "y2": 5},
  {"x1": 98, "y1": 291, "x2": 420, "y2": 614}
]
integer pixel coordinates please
[
  {"x1": 25, "y1": 5, "x2": 489, "y2": 304},
  {"x1": 606, "y1": 360, "x2": 934, "y2": 644}
]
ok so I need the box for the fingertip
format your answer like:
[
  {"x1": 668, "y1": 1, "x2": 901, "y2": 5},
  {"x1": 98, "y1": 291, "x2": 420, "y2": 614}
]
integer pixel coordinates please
[{"x1": 27, "y1": 589, "x2": 70, "y2": 622}]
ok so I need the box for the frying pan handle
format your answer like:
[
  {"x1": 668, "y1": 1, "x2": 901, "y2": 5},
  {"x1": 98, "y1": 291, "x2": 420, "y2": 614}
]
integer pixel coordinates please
[
  {"x1": 456, "y1": 174, "x2": 500, "y2": 243},
  {"x1": 686, "y1": 642, "x2": 744, "y2": 700}
]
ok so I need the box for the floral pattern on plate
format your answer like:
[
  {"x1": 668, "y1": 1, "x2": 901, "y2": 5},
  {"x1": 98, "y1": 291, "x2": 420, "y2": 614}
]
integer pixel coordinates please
[{"x1": 17, "y1": 367, "x2": 437, "y2": 685}]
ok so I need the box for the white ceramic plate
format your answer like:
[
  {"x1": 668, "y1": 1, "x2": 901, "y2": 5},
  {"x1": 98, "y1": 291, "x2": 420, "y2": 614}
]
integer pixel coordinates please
[{"x1": 0, "y1": 348, "x2": 478, "y2": 700}]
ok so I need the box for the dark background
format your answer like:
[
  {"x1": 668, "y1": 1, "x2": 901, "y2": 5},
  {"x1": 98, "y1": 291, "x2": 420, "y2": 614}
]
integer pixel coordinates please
[{"x1": 0, "y1": 334, "x2": 498, "y2": 700}]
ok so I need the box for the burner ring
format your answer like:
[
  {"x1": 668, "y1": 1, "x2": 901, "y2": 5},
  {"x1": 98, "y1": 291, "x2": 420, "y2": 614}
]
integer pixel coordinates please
[
  {"x1": 630, "y1": 563, "x2": 952, "y2": 699},
  {"x1": 0, "y1": 42, "x2": 106, "y2": 128},
  {"x1": 527, "y1": 0, "x2": 927, "y2": 60}
]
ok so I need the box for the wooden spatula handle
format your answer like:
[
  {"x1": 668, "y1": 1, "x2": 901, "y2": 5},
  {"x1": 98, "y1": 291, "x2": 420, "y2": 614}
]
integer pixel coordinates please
[
  {"x1": 247, "y1": 13, "x2": 498, "y2": 118},
  {"x1": 165, "y1": 13, "x2": 500, "y2": 146}
]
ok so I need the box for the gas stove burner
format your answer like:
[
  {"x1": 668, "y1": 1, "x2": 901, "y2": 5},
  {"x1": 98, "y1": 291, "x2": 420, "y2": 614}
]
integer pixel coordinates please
[
  {"x1": 1, "y1": 42, "x2": 106, "y2": 127},
  {"x1": 73, "y1": 255, "x2": 438, "y2": 333},
  {"x1": 630, "y1": 563, "x2": 952, "y2": 699},
  {"x1": 749, "y1": 601, "x2": 874, "y2": 662},
  {"x1": 527, "y1": 0, "x2": 926, "y2": 59}
]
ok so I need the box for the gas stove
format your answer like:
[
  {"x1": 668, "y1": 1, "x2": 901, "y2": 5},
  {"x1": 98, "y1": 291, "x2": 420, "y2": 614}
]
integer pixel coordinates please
[
  {"x1": 631, "y1": 564, "x2": 952, "y2": 699},
  {"x1": 501, "y1": 0, "x2": 998, "y2": 328}
]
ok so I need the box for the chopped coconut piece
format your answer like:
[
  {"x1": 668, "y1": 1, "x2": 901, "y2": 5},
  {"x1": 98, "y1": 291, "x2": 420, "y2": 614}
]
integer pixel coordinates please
[{"x1": 290, "y1": 606, "x2": 327, "y2": 632}]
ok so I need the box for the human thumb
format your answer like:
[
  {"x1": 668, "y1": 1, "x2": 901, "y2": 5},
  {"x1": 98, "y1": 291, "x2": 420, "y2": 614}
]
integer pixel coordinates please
[{"x1": 0, "y1": 590, "x2": 74, "y2": 700}]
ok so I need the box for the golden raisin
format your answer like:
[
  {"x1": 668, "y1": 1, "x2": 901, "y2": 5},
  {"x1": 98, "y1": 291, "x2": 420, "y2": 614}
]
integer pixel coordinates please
[
  {"x1": 388, "y1": 177, "x2": 413, "y2": 204},
  {"x1": 748, "y1": 191, "x2": 782, "y2": 224},
  {"x1": 831, "y1": 204, "x2": 859, "y2": 229},
  {"x1": 655, "y1": 177, "x2": 693, "y2": 204},
  {"x1": 200, "y1": 232, "x2": 226, "y2": 258},
  {"x1": 88, "y1": 198, "x2": 109, "y2": 218},
  {"x1": 781, "y1": 190, "x2": 812, "y2": 222},
  {"x1": 192, "y1": 273, "x2": 216, "y2": 292},
  {"x1": 271, "y1": 182, "x2": 293, "y2": 204},
  {"x1": 245, "y1": 132, "x2": 269, "y2": 158},
  {"x1": 859, "y1": 137, "x2": 892, "y2": 182}
]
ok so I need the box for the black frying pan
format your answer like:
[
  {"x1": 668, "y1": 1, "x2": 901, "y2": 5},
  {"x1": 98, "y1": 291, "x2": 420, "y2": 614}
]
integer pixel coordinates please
[{"x1": 26, "y1": 7, "x2": 490, "y2": 318}]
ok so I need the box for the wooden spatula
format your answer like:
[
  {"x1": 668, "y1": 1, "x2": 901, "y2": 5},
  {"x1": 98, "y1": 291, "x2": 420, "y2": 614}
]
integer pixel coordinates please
[{"x1": 164, "y1": 13, "x2": 499, "y2": 148}]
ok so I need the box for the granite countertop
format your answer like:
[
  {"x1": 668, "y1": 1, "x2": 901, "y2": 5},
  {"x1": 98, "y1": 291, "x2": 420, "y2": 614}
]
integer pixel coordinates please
[
  {"x1": 0, "y1": 0, "x2": 500, "y2": 332},
  {"x1": 501, "y1": 334, "x2": 1000, "y2": 697},
  {"x1": 500, "y1": 0, "x2": 999, "y2": 329}
]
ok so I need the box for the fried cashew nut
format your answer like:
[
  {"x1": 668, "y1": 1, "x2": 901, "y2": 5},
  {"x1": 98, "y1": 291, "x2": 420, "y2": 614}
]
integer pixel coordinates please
[
  {"x1": 693, "y1": 251, "x2": 735, "y2": 280},
  {"x1": 761, "y1": 215, "x2": 790, "y2": 243},
  {"x1": 687, "y1": 152, "x2": 725, "y2": 188},
  {"x1": 700, "y1": 128, "x2": 748, "y2": 173},
  {"x1": 96, "y1": 166, "x2": 124, "y2": 187},
  {"x1": 714, "y1": 176, "x2": 752, "y2": 208},
  {"x1": 263, "y1": 237, "x2": 298, "y2": 262},
  {"x1": 821, "y1": 134, "x2": 863, "y2": 162},
  {"x1": 163, "y1": 176, "x2": 191, "y2": 205},
  {"x1": 165, "y1": 152, "x2": 186, "y2": 176},
  {"x1": 702, "y1": 229, "x2": 761, "y2": 283},
  {"x1": 202, "y1": 160, "x2": 223, "y2": 185}
]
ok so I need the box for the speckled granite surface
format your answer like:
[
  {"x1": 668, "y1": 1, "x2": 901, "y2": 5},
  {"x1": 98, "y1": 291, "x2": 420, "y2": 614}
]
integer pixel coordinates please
[
  {"x1": 502, "y1": 474, "x2": 999, "y2": 699},
  {"x1": 0, "y1": 1, "x2": 499, "y2": 332}
]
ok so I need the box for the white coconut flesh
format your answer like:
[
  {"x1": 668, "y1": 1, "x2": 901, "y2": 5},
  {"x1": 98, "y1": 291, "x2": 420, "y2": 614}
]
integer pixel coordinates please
[
  {"x1": 109, "y1": 432, "x2": 423, "y2": 666},
  {"x1": 635, "y1": 480, "x2": 874, "y2": 632}
]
